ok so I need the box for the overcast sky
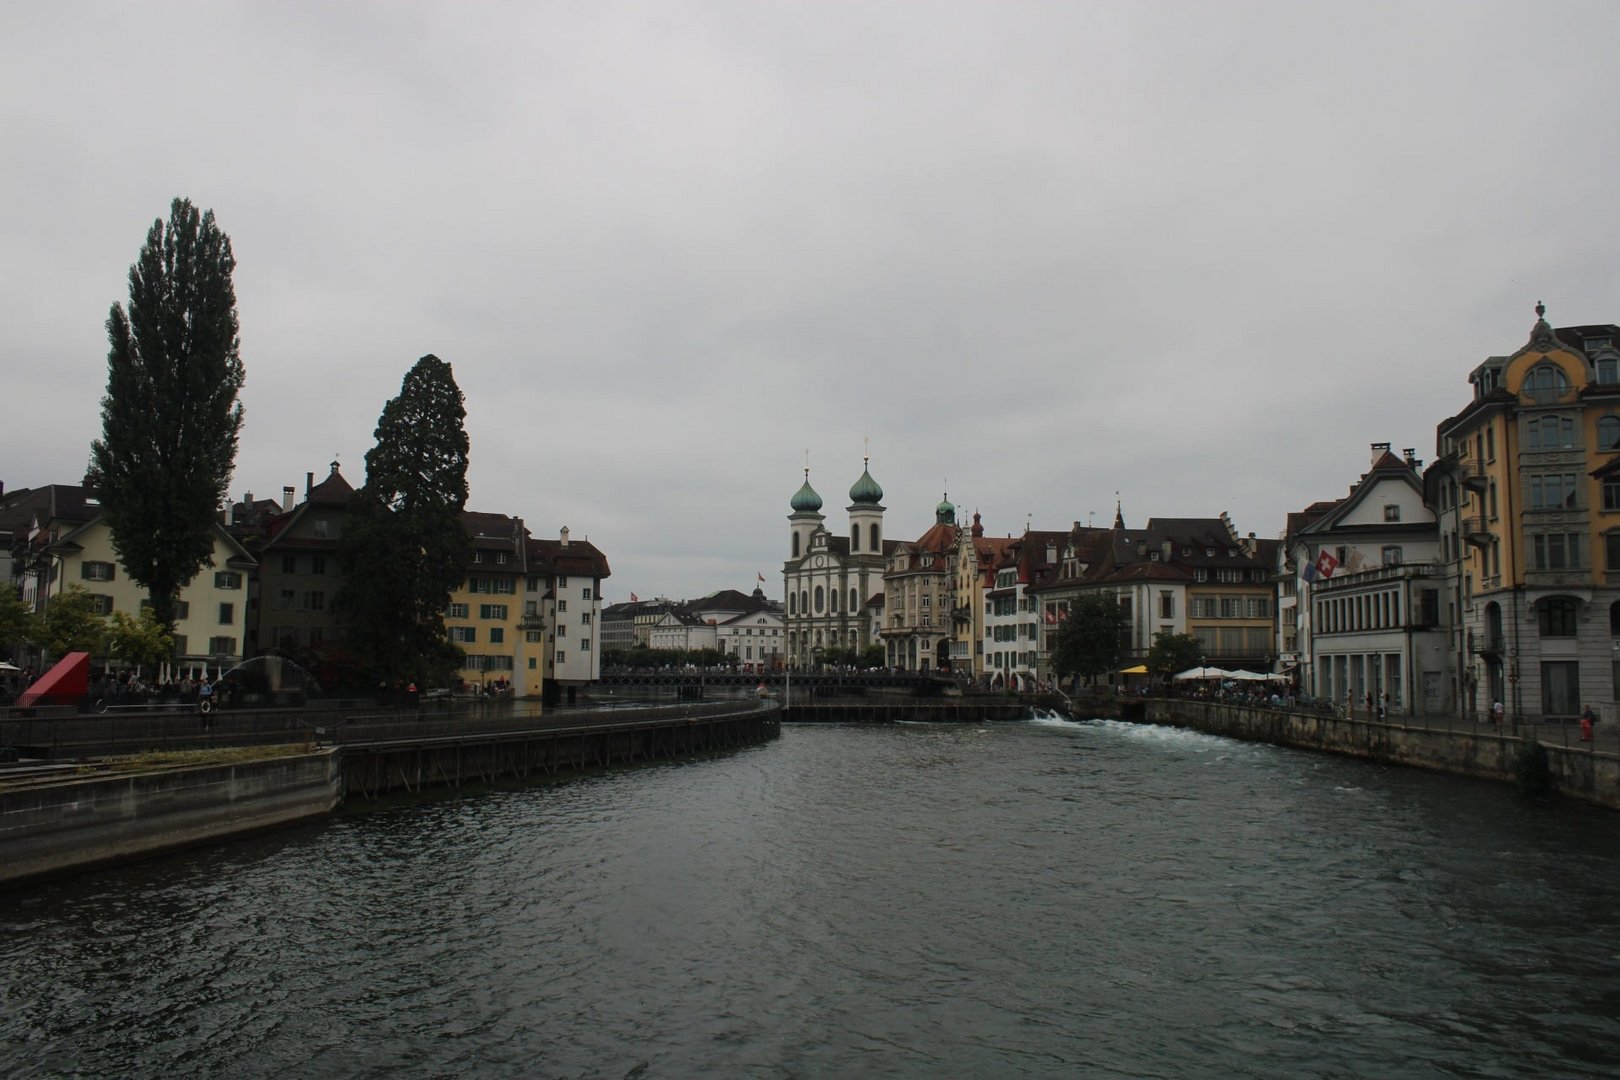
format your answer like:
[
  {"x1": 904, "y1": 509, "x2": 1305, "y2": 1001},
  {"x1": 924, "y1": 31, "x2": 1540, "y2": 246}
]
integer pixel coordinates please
[{"x1": 5, "y1": 1, "x2": 1620, "y2": 602}]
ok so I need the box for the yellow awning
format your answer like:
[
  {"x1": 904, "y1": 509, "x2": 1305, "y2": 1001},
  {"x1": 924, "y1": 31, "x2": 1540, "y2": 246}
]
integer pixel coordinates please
[{"x1": 1118, "y1": 664, "x2": 1149, "y2": 675}]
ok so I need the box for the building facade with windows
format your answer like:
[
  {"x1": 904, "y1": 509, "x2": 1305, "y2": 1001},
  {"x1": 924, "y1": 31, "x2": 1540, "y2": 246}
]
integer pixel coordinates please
[
  {"x1": 11, "y1": 484, "x2": 257, "y2": 670},
  {"x1": 982, "y1": 530, "x2": 1066, "y2": 689},
  {"x1": 1288, "y1": 444, "x2": 1448, "y2": 715},
  {"x1": 783, "y1": 461, "x2": 894, "y2": 668},
  {"x1": 445, "y1": 512, "x2": 526, "y2": 691},
  {"x1": 524, "y1": 527, "x2": 609, "y2": 703},
  {"x1": 1433, "y1": 307, "x2": 1620, "y2": 722},
  {"x1": 249, "y1": 462, "x2": 354, "y2": 659},
  {"x1": 881, "y1": 496, "x2": 961, "y2": 672}
]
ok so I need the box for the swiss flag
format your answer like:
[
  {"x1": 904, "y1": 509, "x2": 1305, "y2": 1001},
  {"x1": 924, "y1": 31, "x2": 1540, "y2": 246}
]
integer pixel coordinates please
[{"x1": 1314, "y1": 550, "x2": 1339, "y2": 579}]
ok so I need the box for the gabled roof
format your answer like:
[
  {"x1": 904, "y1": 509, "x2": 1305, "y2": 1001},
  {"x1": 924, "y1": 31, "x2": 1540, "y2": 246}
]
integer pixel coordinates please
[
  {"x1": 527, "y1": 536, "x2": 611, "y2": 580},
  {"x1": 49, "y1": 511, "x2": 257, "y2": 569},
  {"x1": 685, "y1": 588, "x2": 771, "y2": 616},
  {"x1": 1, "y1": 484, "x2": 99, "y2": 536},
  {"x1": 306, "y1": 463, "x2": 355, "y2": 505}
]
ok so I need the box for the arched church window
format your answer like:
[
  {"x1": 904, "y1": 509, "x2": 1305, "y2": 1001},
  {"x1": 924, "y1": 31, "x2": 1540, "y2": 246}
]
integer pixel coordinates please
[
  {"x1": 789, "y1": 592, "x2": 796, "y2": 615},
  {"x1": 850, "y1": 588, "x2": 858, "y2": 612},
  {"x1": 792, "y1": 533, "x2": 800, "y2": 558},
  {"x1": 814, "y1": 586, "x2": 824, "y2": 613},
  {"x1": 870, "y1": 523, "x2": 879, "y2": 550},
  {"x1": 851, "y1": 524, "x2": 859, "y2": 552}
]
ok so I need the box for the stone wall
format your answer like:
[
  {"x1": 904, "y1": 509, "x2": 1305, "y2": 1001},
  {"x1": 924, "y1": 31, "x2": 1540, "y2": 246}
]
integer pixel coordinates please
[
  {"x1": 0, "y1": 751, "x2": 342, "y2": 888},
  {"x1": 1144, "y1": 700, "x2": 1620, "y2": 810}
]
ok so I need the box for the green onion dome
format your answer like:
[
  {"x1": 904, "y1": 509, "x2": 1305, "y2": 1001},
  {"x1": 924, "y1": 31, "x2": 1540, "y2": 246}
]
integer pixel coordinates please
[
  {"x1": 791, "y1": 470, "x2": 823, "y2": 513},
  {"x1": 849, "y1": 459, "x2": 883, "y2": 506},
  {"x1": 936, "y1": 493, "x2": 955, "y2": 523}
]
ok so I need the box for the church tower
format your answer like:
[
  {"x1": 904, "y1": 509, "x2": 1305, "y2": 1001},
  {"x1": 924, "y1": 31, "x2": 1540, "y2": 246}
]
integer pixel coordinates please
[
  {"x1": 847, "y1": 456, "x2": 884, "y2": 556},
  {"x1": 788, "y1": 467, "x2": 823, "y2": 561}
]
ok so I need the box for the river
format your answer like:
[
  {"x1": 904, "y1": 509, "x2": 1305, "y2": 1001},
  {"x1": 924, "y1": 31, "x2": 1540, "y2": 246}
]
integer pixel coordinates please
[{"x1": 3, "y1": 717, "x2": 1619, "y2": 1078}]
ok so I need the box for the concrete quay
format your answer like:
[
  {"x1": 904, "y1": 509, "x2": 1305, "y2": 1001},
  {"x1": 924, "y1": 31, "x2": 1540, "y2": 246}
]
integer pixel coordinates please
[
  {"x1": 1142, "y1": 698, "x2": 1620, "y2": 810},
  {"x1": 0, "y1": 701, "x2": 779, "y2": 891}
]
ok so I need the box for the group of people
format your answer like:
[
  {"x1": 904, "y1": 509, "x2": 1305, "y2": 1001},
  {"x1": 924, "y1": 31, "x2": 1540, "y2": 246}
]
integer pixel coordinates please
[{"x1": 91, "y1": 670, "x2": 223, "y2": 711}]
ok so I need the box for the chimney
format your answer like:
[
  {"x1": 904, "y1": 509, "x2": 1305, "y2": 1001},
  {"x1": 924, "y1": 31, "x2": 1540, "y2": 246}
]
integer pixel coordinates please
[
  {"x1": 245, "y1": 491, "x2": 253, "y2": 508},
  {"x1": 306, "y1": 471, "x2": 315, "y2": 497},
  {"x1": 224, "y1": 500, "x2": 235, "y2": 526},
  {"x1": 560, "y1": 525, "x2": 570, "y2": 548},
  {"x1": 1046, "y1": 541, "x2": 1057, "y2": 563},
  {"x1": 282, "y1": 486, "x2": 295, "y2": 513},
  {"x1": 1371, "y1": 441, "x2": 1391, "y2": 464},
  {"x1": 1161, "y1": 540, "x2": 1171, "y2": 561}
]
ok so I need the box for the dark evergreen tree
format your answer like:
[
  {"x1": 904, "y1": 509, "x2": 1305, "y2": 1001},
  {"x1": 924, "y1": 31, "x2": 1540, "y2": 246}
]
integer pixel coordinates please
[
  {"x1": 337, "y1": 355, "x2": 472, "y2": 687},
  {"x1": 87, "y1": 198, "x2": 244, "y2": 634},
  {"x1": 1051, "y1": 593, "x2": 1128, "y2": 685}
]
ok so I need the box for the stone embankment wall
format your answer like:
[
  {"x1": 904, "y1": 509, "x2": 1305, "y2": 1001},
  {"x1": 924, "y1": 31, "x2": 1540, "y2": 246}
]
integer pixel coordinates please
[
  {"x1": 1145, "y1": 700, "x2": 1620, "y2": 810},
  {"x1": 0, "y1": 752, "x2": 342, "y2": 889}
]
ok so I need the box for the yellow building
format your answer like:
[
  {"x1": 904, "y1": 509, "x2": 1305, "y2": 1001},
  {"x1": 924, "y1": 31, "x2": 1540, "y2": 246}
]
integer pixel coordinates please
[
  {"x1": 444, "y1": 512, "x2": 526, "y2": 693},
  {"x1": 1435, "y1": 305, "x2": 1620, "y2": 720}
]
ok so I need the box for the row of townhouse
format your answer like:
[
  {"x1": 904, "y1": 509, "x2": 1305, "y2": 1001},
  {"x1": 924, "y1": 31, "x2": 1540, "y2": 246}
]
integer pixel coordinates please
[
  {"x1": 1279, "y1": 307, "x2": 1620, "y2": 723},
  {"x1": 780, "y1": 303, "x2": 1620, "y2": 722},
  {"x1": 777, "y1": 459, "x2": 1275, "y2": 681},
  {"x1": 604, "y1": 588, "x2": 785, "y2": 672},
  {"x1": 1, "y1": 461, "x2": 610, "y2": 702}
]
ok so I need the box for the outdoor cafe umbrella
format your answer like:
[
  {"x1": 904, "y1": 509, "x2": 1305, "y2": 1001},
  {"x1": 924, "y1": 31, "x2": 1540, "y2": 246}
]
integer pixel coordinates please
[
  {"x1": 1172, "y1": 666, "x2": 1230, "y2": 680},
  {"x1": 1223, "y1": 670, "x2": 1273, "y2": 682},
  {"x1": 0, "y1": 661, "x2": 20, "y2": 673},
  {"x1": 1118, "y1": 664, "x2": 1149, "y2": 675}
]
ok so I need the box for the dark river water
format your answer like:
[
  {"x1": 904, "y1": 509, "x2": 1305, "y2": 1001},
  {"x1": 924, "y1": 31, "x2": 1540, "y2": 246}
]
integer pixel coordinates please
[{"x1": 4, "y1": 717, "x2": 1620, "y2": 1079}]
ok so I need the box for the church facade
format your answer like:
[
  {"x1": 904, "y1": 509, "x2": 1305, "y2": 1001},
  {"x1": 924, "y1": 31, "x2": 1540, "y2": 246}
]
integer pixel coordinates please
[{"x1": 782, "y1": 460, "x2": 893, "y2": 668}]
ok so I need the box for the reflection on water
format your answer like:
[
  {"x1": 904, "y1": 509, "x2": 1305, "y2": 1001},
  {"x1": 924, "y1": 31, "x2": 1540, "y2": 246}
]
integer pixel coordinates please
[{"x1": 4, "y1": 720, "x2": 1619, "y2": 1079}]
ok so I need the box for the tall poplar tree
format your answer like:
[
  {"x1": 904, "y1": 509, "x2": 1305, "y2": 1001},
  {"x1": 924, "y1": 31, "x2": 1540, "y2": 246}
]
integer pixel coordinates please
[
  {"x1": 87, "y1": 198, "x2": 244, "y2": 634},
  {"x1": 337, "y1": 355, "x2": 472, "y2": 686}
]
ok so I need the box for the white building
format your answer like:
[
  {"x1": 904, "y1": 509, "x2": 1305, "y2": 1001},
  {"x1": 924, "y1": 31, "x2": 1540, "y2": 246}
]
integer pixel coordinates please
[{"x1": 1290, "y1": 444, "x2": 1450, "y2": 714}]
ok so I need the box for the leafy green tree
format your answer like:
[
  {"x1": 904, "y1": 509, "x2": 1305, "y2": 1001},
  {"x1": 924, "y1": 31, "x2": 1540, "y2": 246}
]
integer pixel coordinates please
[
  {"x1": 858, "y1": 644, "x2": 887, "y2": 670},
  {"x1": 40, "y1": 586, "x2": 108, "y2": 660},
  {"x1": 337, "y1": 355, "x2": 472, "y2": 686},
  {"x1": 105, "y1": 608, "x2": 175, "y2": 672},
  {"x1": 1146, "y1": 631, "x2": 1204, "y2": 681},
  {"x1": 0, "y1": 588, "x2": 38, "y2": 660},
  {"x1": 1051, "y1": 593, "x2": 1128, "y2": 685},
  {"x1": 87, "y1": 197, "x2": 244, "y2": 634}
]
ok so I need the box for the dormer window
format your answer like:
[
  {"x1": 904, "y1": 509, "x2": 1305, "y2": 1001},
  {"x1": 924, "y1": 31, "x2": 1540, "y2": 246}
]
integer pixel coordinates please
[
  {"x1": 1384, "y1": 504, "x2": 1401, "y2": 522},
  {"x1": 1598, "y1": 354, "x2": 1619, "y2": 384}
]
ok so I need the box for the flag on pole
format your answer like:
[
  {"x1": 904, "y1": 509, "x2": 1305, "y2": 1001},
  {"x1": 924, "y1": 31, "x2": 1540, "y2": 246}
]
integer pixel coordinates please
[
  {"x1": 1314, "y1": 550, "x2": 1339, "y2": 579},
  {"x1": 757, "y1": 572, "x2": 766, "y2": 584},
  {"x1": 630, "y1": 592, "x2": 639, "y2": 602}
]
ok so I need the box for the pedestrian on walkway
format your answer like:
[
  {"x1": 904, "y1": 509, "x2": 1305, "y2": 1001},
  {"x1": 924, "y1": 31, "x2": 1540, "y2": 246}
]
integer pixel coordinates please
[
  {"x1": 1492, "y1": 700, "x2": 1504, "y2": 728},
  {"x1": 1581, "y1": 704, "x2": 1596, "y2": 742}
]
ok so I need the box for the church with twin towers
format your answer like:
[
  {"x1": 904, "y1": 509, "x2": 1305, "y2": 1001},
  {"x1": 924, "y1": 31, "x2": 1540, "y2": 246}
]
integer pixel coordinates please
[{"x1": 782, "y1": 457, "x2": 896, "y2": 667}]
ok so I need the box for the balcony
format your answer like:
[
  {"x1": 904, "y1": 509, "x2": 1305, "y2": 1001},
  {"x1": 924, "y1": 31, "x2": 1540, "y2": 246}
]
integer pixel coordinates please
[
  {"x1": 1519, "y1": 383, "x2": 1577, "y2": 407},
  {"x1": 1468, "y1": 629, "x2": 1504, "y2": 656},
  {"x1": 1456, "y1": 459, "x2": 1489, "y2": 491},
  {"x1": 518, "y1": 614, "x2": 546, "y2": 631},
  {"x1": 1461, "y1": 515, "x2": 1492, "y2": 548}
]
